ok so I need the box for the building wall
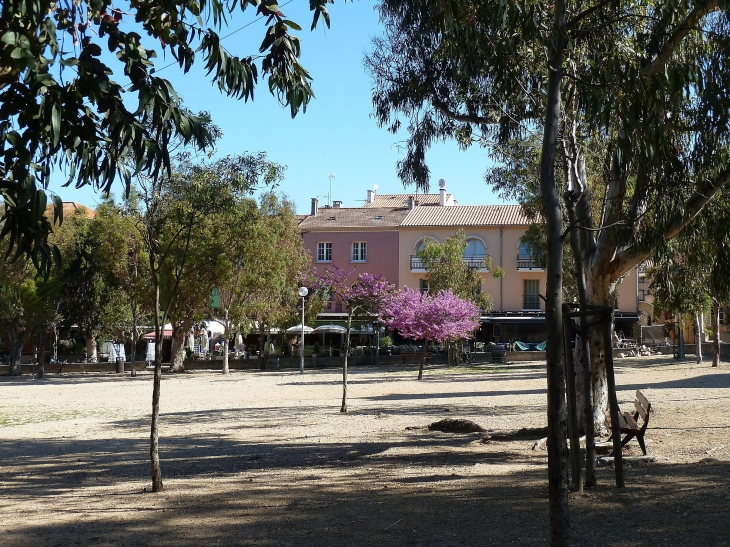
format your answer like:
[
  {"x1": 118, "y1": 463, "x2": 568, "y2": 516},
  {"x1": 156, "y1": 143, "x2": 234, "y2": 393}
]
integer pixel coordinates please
[
  {"x1": 615, "y1": 268, "x2": 639, "y2": 313},
  {"x1": 302, "y1": 230, "x2": 400, "y2": 312},
  {"x1": 397, "y1": 225, "x2": 547, "y2": 313}
]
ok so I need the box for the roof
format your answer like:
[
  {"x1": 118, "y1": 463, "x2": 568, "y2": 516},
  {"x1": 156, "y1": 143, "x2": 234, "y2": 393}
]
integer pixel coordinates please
[
  {"x1": 400, "y1": 205, "x2": 531, "y2": 227},
  {"x1": 298, "y1": 207, "x2": 410, "y2": 230},
  {"x1": 362, "y1": 193, "x2": 452, "y2": 208},
  {"x1": 45, "y1": 201, "x2": 96, "y2": 220}
]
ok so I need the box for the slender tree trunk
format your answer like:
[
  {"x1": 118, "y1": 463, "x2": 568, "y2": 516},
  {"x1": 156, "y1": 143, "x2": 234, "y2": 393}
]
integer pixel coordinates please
[
  {"x1": 259, "y1": 327, "x2": 266, "y2": 370},
  {"x1": 341, "y1": 312, "x2": 352, "y2": 412},
  {"x1": 131, "y1": 307, "x2": 138, "y2": 377},
  {"x1": 540, "y1": 1, "x2": 570, "y2": 541},
  {"x1": 712, "y1": 301, "x2": 720, "y2": 367},
  {"x1": 222, "y1": 313, "x2": 230, "y2": 375},
  {"x1": 150, "y1": 275, "x2": 164, "y2": 492},
  {"x1": 37, "y1": 335, "x2": 45, "y2": 379},
  {"x1": 418, "y1": 338, "x2": 428, "y2": 380},
  {"x1": 695, "y1": 313, "x2": 702, "y2": 364}
]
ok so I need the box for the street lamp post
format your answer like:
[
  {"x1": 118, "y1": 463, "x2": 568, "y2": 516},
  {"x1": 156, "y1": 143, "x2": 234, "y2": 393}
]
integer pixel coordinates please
[{"x1": 299, "y1": 287, "x2": 308, "y2": 373}]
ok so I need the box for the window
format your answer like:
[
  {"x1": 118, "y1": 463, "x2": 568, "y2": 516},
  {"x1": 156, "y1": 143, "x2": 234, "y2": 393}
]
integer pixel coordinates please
[
  {"x1": 518, "y1": 242, "x2": 532, "y2": 257},
  {"x1": 317, "y1": 242, "x2": 332, "y2": 262},
  {"x1": 721, "y1": 307, "x2": 726, "y2": 326},
  {"x1": 464, "y1": 238, "x2": 486, "y2": 258},
  {"x1": 638, "y1": 290, "x2": 645, "y2": 301},
  {"x1": 638, "y1": 272, "x2": 646, "y2": 284},
  {"x1": 419, "y1": 279, "x2": 429, "y2": 294},
  {"x1": 351, "y1": 241, "x2": 367, "y2": 262},
  {"x1": 523, "y1": 280, "x2": 540, "y2": 309}
]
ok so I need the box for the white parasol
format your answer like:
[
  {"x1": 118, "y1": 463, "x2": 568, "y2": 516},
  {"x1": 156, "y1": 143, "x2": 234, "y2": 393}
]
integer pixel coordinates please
[{"x1": 286, "y1": 324, "x2": 314, "y2": 334}]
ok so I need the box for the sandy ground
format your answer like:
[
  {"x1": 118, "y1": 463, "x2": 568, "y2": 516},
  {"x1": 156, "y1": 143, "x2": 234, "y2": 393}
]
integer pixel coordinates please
[{"x1": 1, "y1": 356, "x2": 729, "y2": 547}]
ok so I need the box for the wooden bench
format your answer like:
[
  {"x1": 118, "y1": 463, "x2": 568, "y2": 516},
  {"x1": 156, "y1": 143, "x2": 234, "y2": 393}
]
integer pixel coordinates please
[
  {"x1": 604, "y1": 390, "x2": 652, "y2": 455},
  {"x1": 400, "y1": 352, "x2": 433, "y2": 364}
]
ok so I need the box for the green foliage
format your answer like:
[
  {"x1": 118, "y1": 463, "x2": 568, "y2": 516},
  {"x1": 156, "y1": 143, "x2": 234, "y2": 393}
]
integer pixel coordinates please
[
  {"x1": 0, "y1": 0, "x2": 336, "y2": 275},
  {"x1": 417, "y1": 229, "x2": 498, "y2": 312},
  {"x1": 379, "y1": 335, "x2": 393, "y2": 348}
]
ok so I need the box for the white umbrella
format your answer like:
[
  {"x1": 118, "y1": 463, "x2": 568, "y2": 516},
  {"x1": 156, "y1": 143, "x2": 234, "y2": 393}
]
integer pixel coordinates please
[
  {"x1": 286, "y1": 324, "x2": 314, "y2": 334},
  {"x1": 237, "y1": 333, "x2": 243, "y2": 347},
  {"x1": 312, "y1": 324, "x2": 347, "y2": 333},
  {"x1": 188, "y1": 331, "x2": 195, "y2": 350}
]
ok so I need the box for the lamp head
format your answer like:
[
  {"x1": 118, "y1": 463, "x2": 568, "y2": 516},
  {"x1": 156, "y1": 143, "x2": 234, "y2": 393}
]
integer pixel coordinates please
[{"x1": 298, "y1": 287, "x2": 309, "y2": 297}]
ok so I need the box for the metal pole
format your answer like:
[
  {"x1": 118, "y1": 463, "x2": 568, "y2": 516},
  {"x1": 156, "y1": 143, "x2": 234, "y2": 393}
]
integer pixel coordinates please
[{"x1": 300, "y1": 297, "x2": 305, "y2": 373}]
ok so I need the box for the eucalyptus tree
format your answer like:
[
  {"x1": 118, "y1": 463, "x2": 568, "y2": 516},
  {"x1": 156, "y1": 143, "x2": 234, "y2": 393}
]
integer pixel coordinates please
[
  {"x1": 240, "y1": 192, "x2": 311, "y2": 361},
  {"x1": 370, "y1": 0, "x2": 730, "y2": 542},
  {"x1": 89, "y1": 195, "x2": 152, "y2": 374},
  {"x1": 131, "y1": 153, "x2": 280, "y2": 492},
  {"x1": 205, "y1": 196, "x2": 260, "y2": 374},
  {"x1": 0, "y1": 0, "x2": 339, "y2": 273},
  {"x1": 57, "y1": 208, "x2": 129, "y2": 362}
]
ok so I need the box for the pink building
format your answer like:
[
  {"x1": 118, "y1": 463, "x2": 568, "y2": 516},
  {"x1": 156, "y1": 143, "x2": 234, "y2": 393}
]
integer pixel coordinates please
[
  {"x1": 299, "y1": 198, "x2": 409, "y2": 314},
  {"x1": 299, "y1": 188, "x2": 643, "y2": 343}
]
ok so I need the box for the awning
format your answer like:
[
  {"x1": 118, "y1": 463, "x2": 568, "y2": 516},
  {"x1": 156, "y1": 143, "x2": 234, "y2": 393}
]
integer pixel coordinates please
[
  {"x1": 614, "y1": 315, "x2": 640, "y2": 323},
  {"x1": 481, "y1": 316, "x2": 546, "y2": 324}
]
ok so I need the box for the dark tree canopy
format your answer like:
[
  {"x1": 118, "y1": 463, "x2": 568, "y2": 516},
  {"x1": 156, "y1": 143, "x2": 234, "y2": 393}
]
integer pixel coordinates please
[{"x1": 0, "y1": 0, "x2": 336, "y2": 274}]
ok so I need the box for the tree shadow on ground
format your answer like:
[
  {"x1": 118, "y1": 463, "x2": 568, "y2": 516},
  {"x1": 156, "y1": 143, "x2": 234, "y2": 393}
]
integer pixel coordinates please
[
  {"x1": 3, "y1": 454, "x2": 730, "y2": 547},
  {"x1": 618, "y1": 372, "x2": 730, "y2": 392}
]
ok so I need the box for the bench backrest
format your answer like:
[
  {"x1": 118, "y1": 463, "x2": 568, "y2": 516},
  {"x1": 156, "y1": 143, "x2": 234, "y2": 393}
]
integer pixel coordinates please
[{"x1": 634, "y1": 390, "x2": 651, "y2": 425}]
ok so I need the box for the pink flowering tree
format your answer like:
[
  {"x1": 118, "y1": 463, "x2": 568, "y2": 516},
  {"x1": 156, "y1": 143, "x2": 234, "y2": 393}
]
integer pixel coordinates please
[
  {"x1": 312, "y1": 266, "x2": 396, "y2": 412},
  {"x1": 381, "y1": 287, "x2": 480, "y2": 379}
]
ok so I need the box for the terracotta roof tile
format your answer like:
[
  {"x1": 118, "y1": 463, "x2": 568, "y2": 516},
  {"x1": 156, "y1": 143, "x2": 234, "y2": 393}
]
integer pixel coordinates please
[
  {"x1": 400, "y1": 205, "x2": 531, "y2": 227},
  {"x1": 362, "y1": 193, "x2": 452, "y2": 207},
  {"x1": 298, "y1": 207, "x2": 409, "y2": 230}
]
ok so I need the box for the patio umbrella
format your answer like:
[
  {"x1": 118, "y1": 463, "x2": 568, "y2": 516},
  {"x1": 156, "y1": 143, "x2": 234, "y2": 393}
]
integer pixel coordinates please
[
  {"x1": 188, "y1": 331, "x2": 195, "y2": 350},
  {"x1": 312, "y1": 324, "x2": 347, "y2": 333},
  {"x1": 286, "y1": 324, "x2": 314, "y2": 334},
  {"x1": 201, "y1": 330, "x2": 209, "y2": 354},
  {"x1": 312, "y1": 324, "x2": 347, "y2": 347}
]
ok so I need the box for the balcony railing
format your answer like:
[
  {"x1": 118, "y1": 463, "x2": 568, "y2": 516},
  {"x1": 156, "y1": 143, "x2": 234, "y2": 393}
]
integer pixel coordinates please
[
  {"x1": 517, "y1": 255, "x2": 545, "y2": 270},
  {"x1": 410, "y1": 255, "x2": 490, "y2": 271},
  {"x1": 523, "y1": 294, "x2": 541, "y2": 309}
]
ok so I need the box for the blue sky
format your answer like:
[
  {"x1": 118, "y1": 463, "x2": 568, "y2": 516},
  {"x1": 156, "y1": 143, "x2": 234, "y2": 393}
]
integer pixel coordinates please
[{"x1": 47, "y1": 2, "x2": 509, "y2": 214}]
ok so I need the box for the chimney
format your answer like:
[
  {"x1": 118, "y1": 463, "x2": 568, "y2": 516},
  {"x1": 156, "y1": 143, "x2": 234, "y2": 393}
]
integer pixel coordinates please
[
  {"x1": 439, "y1": 187, "x2": 447, "y2": 206},
  {"x1": 407, "y1": 196, "x2": 415, "y2": 210},
  {"x1": 311, "y1": 197, "x2": 318, "y2": 216},
  {"x1": 367, "y1": 189, "x2": 375, "y2": 204},
  {"x1": 333, "y1": 200, "x2": 342, "y2": 208}
]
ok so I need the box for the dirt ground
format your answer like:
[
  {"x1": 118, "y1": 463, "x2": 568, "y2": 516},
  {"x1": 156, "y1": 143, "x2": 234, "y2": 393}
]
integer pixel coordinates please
[{"x1": 1, "y1": 356, "x2": 729, "y2": 547}]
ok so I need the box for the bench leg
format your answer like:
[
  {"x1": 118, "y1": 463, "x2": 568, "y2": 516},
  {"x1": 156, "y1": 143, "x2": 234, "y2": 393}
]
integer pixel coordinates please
[{"x1": 636, "y1": 434, "x2": 647, "y2": 456}]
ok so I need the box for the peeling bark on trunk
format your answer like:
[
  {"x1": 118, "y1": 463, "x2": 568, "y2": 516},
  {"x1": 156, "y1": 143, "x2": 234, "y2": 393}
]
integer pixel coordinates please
[{"x1": 712, "y1": 301, "x2": 720, "y2": 367}]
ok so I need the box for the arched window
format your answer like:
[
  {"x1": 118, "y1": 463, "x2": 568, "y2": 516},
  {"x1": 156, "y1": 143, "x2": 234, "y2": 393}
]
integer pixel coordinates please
[
  {"x1": 463, "y1": 238, "x2": 486, "y2": 258},
  {"x1": 414, "y1": 236, "x2": 438, "y2": 252}
]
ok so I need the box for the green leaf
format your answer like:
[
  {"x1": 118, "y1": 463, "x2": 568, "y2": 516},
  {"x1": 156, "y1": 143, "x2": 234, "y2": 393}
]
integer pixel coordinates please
[
  {"x1": 282, "y1": 20, "x2": 302, "y2": 31},
  {"x1": 51, "y1": 104, "x2": 61, "y2": 148}
]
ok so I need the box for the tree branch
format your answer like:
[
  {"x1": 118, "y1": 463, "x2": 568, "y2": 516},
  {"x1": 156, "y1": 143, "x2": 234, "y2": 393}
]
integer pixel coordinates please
[{"x1": 641, "y1": 0, "x2": 720, "y2": 77}]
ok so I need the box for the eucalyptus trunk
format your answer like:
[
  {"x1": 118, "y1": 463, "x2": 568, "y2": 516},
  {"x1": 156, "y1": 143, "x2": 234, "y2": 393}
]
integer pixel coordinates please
[
  {"x1": 8, "y1": 327, "x2": 29, "y2": 376},
  {"x1": 169, "y1": 327, "x2": 186, "y2": 372},
  {"x1": 584, "y1": 274, "x2": 614, "y2": 435},
  {"x1": 85, "y1": 335, "x2": 98, "y2": 362},
  {"x1": 341, "y1": 312, "x2": 353, "y2": 412},
  {"x1": 540, "y1": 1, "x2": 570, "y2": 541},
  {"x1": 712, "y1": 301, "x2": 720, "y2": 368}
]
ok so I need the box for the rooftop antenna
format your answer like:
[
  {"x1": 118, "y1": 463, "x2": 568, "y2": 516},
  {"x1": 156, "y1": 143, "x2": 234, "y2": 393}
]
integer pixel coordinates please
[{"x1": 328, "y1": 172, "x2": 336, "y2": 207}]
